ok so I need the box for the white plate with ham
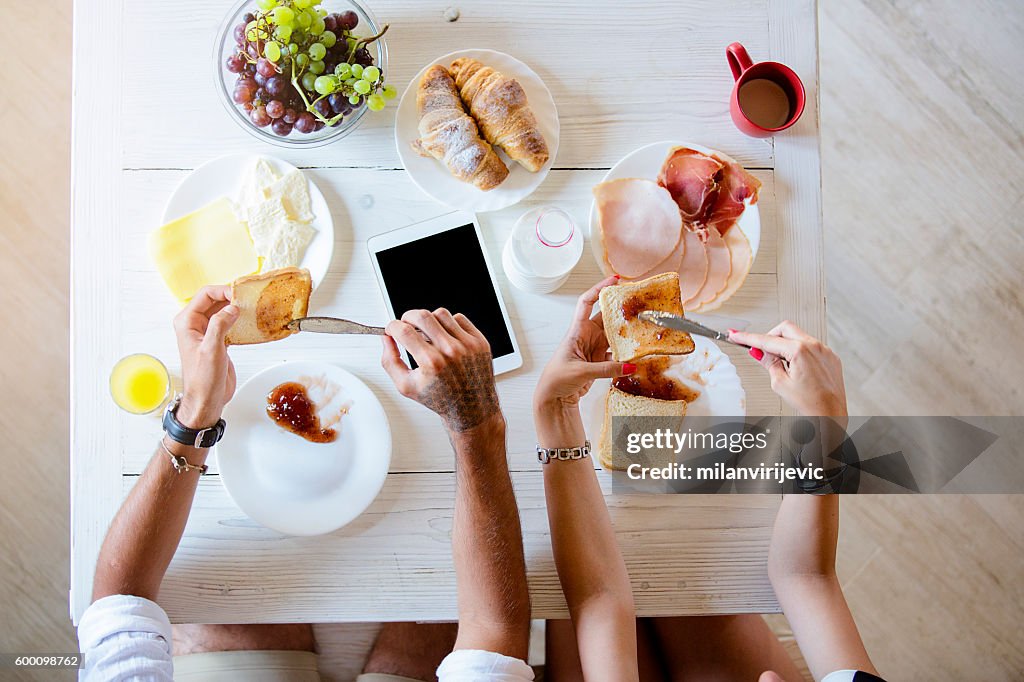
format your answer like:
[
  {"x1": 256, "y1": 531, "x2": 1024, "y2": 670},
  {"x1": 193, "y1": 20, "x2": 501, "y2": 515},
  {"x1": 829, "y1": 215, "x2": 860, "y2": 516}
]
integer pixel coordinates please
[{"x1": 589, "y1": 142, "x2": 761, "y2": 313}]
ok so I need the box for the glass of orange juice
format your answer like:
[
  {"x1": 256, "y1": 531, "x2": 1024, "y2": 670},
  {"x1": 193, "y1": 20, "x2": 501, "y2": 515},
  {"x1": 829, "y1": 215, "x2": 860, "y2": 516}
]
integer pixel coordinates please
[{"x1": 109, "y1": 354, "x2": 172, "y2": 415}]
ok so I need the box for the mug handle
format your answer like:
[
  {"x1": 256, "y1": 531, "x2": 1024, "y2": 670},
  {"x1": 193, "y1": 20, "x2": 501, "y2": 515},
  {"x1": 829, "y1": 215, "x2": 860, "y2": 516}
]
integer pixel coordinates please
[{"x1": 726, "y1": 42, "x2": 754, "y2": 81}]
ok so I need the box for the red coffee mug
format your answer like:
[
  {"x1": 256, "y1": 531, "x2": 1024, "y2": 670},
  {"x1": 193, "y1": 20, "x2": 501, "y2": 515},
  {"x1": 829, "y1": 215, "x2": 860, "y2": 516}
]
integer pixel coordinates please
[{"x1": 727, "y1": 42, "x2": 805, "y2": 137}]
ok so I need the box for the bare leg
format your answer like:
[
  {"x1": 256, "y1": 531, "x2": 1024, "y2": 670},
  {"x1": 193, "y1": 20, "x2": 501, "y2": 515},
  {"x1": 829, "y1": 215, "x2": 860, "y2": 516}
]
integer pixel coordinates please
[
  {"x1": 362, "y1": 622, "x2": 459, "y2": 682},
  {"x1": 649, "y1": 615, "x2": 803, "y2": 681},
  {"x1": 545, "y1": 618, "x2": 666, "y2": 682},
  {"x1": 171, "y1": 623, "x2": 316, "y2": 655}
]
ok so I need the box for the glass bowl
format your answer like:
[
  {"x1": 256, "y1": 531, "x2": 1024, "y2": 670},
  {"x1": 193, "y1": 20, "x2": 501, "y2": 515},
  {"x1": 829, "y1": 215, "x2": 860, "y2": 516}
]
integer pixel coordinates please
[{"x1": 214, "y1": 0, "x2": 388, "y2": 148}]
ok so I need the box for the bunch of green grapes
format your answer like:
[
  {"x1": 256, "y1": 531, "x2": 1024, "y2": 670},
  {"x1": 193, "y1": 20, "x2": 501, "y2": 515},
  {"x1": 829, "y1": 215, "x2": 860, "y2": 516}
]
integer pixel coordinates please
[{"x1": 227, "y1": 0, "x2": 394, "y2": 136}]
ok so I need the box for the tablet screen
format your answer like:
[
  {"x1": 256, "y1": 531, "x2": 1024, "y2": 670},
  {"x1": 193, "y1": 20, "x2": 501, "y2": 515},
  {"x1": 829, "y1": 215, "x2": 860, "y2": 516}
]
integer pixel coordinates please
[{"x1": 375, "y1": 223, "x2": 515, "y2": 361}]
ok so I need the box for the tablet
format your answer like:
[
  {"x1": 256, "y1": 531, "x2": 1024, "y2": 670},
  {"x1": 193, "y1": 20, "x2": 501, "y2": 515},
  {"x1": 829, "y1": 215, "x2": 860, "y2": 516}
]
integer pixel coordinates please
[{"x1": 368, "y1": 211, "x2": 523, "y2": 375}]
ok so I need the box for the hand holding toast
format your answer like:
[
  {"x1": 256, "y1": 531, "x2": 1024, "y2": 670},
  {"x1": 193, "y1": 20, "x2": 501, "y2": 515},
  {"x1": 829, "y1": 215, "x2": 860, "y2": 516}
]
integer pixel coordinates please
[
  {"x1": 535, "y1": 276, "x2": 635, "y2": 410},
  {"x1": 173, "y1": 285, "x2": 239, "y2": 429},
  {"x1": 382, "y1": 309, "x2": 501, "y2": 432},
  {"x1": 730, "y1": 321, "x2": 847, "y2": 417}
]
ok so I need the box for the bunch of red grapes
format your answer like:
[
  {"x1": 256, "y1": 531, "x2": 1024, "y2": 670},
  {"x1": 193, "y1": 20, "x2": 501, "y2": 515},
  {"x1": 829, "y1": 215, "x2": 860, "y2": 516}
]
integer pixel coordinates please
[{"x1": 225, "y1": 5, "x2": 386, "y2": 137}]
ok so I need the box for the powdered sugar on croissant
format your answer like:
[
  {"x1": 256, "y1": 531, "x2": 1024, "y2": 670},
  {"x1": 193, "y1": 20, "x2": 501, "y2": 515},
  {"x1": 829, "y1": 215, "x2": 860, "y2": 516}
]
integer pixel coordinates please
[
  {"x1": 449, "y1": 58, "x2": 550, "y2": 172},
  {"x1": 413, "y1": 65, "x2": 509, "y2": 191}
]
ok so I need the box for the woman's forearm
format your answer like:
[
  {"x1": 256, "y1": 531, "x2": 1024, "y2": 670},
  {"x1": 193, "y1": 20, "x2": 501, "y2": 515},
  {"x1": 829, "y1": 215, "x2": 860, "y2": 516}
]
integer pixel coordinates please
[
  {"x1": 536, "y1": 401, "x2": 638, "y2": 680},
  {"x1": 769, "y1": 494, "x2": 878, "y2": 678}
]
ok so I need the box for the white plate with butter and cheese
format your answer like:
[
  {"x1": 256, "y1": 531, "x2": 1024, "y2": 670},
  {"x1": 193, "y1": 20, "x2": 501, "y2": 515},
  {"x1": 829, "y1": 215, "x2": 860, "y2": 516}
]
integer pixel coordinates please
[{"x1": 154, "y1": 154, "x2": 334, "y2": 302}]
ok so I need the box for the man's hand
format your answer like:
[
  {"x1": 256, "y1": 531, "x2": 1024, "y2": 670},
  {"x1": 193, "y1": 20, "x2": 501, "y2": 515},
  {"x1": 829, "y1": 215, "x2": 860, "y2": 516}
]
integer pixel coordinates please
[
  {"x1": 381, "y1": 308, "x2": 499, "y2": 432},
  {"x1": 730, "y1": 321, "x2": 847, "y2": 417},
  {"x1": 173, "y1": 285, "x2": 239, "y2": 429}
]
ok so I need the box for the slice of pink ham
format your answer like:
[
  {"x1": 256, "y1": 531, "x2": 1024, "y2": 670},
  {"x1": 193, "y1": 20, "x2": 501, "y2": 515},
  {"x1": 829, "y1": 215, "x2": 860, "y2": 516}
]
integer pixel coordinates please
[
  {"x1": 693, "y1": 223, "x2": 752, "y2": 313},
  {"x1": 657, "y1": 147, "x2": 724, "y2": 224},
  {"x1": 628, "y1": 225, "x2": 687, "y2": 281},
  {"x1": 593, "y1": 178, "x2": 683, "y2": 278},
  {"x1": 677, "y1": 228, "x2": 709, "y2": 303},
  {"x1": 683, "y1": 227, "x2": 731, "y2": 309}
]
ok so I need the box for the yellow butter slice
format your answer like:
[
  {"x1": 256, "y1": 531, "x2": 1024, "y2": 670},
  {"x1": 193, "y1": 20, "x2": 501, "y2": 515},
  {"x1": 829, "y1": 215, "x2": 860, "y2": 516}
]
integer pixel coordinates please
[{"x1": 149, "y1": 197, "x2": 259, "y2": 303}]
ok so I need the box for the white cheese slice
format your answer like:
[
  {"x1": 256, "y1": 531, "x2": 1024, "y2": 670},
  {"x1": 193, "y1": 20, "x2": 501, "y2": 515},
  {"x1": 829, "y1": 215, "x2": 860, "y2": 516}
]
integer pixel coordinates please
[
  {"x1": 262, "y1": 220, "x2": 316, "y2": 271},
  {"x1": 238, "y1": 158, "x2": 280, "y2": 208},
  {"x1": 266, "y1": 169, "x2": 315, "y2": 223},
  {"x1": 246, "y1": 197, "x2": 290, "y2": 257}
]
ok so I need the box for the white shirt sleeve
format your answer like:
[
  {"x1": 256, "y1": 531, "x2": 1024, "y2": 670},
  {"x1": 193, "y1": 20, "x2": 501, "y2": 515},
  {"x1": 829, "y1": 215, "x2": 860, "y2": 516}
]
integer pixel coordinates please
[
  {"x1": 436, "y1": 649, "x2": 535, "y2": 681},
  {"x1": 77, "y1": 594, "x2": 174, "y2": 682}
]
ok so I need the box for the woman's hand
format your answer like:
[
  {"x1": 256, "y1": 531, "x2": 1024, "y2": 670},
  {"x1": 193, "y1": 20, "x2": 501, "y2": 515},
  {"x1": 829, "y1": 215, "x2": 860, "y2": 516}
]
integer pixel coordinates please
[
  {"x1": 729, "y1": 321, "x2": 847, "y2": 417},
  {"x1": 173, "y1": 285, "x2": 239, "y2": 429},
  {"x1": 534, "y1": 276, "x2": 635, "y2": 411}
]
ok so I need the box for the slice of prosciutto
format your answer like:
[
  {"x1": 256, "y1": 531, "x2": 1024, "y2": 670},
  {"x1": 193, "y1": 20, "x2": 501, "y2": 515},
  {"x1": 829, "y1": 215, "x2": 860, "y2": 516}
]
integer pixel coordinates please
[
  {"x1": 657, "y1": 147, "x2": 724, "y2": 225},
  {"x1": 593, "y1": 178, "x2": 683, "y2": 278},
  {"x1": 693, "y1": 226, "x2": 752, "y2": 313},
  {"x1": 704, "y1": 153, "x2": 762, "y2": 237},
  {"x1": 684, "y1": 227, "x2": 731, "y2": 309}
]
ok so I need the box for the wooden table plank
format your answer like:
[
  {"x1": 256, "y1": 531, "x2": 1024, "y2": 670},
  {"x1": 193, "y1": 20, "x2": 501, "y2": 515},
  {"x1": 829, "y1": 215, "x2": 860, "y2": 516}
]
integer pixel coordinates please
[
  {"x1": 770, "y1": 0, "x2": 826, "y2": 340},
  {"x1": 119, "y1": 0, "x2": 774, "y2": 169},
  {"x1": 70, "y1": 0, "x2": 129, "y2": 624},
  {"x1": 151, "y1": 475, "x2": 780, "y2": 622}
]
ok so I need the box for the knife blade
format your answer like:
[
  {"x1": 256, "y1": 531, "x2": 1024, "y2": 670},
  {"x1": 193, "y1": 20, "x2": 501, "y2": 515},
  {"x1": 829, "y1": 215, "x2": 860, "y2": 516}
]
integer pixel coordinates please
[
  {"x1": 287, "y1": 317, "x2": 386, "y2": 335},
  {"x1": 638, "y1": 311, "x2": 749, "y2": 348}
]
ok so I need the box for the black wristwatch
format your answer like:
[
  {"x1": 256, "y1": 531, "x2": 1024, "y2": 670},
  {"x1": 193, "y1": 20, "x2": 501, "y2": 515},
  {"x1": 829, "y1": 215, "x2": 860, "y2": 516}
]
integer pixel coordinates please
[{"x1": 162, "y1": 394, "x2": 226, "y2": 449}]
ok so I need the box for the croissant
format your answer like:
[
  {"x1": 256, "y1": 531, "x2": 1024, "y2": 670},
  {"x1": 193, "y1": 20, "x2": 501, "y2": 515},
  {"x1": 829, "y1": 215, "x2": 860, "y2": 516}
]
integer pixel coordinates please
[
  {"x1": 449, "y1": 58, "x2": 550, "y2": 172},
  {"x1": 412, "y1": 65, "x2": 509, "y2": 191}
]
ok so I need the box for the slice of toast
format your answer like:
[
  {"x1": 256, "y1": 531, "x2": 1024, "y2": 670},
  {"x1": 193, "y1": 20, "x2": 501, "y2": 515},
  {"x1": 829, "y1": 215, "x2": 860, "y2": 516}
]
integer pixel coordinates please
[
  {"x1": 599, "y1": 272, "x2": 696, "y2": 363},
  {"x1": 225, "y1": 267, "x2": 312, "y2": 346},
  {"x1": 597, "y1": 386, "x2": 687, "y2": 471}
]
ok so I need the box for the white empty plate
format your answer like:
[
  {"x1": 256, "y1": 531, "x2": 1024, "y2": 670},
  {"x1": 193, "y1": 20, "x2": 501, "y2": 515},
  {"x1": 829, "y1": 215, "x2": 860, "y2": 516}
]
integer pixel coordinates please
[
  {"x1": 217, "y1": 361, "x2": 391, "y2": 536},
  {"x1": 580, "y1": 336, "x2": 746, "y2": 467},
  {"x1": 395, "y1": 49, "x2": 560, "y2": 212},
  {"x1": 163, "y1": 153, "x2": 334, "y2": 291}
]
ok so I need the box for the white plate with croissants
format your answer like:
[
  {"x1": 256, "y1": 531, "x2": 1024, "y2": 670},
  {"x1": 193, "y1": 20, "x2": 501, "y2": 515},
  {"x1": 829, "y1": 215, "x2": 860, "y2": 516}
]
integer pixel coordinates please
[{"x1": 396, "y1": 49, "x2": 560, "y2": 212}]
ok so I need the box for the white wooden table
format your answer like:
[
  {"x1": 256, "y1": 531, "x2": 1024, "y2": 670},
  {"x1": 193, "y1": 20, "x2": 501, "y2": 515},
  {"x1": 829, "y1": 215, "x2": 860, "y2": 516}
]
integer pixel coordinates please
[{"x1": 71, "y1": 0, "x2": 823, "y2": 624}]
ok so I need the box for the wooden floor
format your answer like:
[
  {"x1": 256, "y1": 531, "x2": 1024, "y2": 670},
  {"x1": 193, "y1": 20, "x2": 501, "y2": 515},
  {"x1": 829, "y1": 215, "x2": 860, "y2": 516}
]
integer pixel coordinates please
[{"x1": 1, "y1": 1, "x2": 1022, "y2": 680}]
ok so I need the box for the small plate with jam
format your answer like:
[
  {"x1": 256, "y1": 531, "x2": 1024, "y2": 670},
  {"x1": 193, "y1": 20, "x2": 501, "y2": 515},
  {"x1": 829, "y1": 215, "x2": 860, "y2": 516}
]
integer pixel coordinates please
[{"x1": 217, "y1": 361, "x2": 391, "y2": 536}]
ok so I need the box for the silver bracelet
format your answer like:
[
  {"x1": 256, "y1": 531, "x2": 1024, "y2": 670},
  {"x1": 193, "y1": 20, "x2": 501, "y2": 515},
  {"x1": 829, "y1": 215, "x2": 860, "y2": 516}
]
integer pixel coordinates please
[
  {"x1": 159, "y1": 438, "x2": 209, "y2": 475},
  {"x1": 537, "y1": 440, "x2": 591, "y2": 464}
]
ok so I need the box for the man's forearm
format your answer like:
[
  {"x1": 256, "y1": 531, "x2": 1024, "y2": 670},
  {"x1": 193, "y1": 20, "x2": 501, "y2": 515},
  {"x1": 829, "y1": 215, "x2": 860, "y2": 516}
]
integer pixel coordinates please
[
  {"x1": 449, "y1": 414, "x2": 531, "y2": 660},
  {"x1": 92, "y1": 439, "x2": 206, "y2": 602}
]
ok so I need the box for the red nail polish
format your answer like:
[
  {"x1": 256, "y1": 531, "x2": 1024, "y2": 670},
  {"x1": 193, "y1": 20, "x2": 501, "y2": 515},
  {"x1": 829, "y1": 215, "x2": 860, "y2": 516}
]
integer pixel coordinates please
[
  {"x1": 749, "y1": 348, "x2": 764, "y2": 361},
  {"x1": 622, "y1": 363, "x2": 637, "y2": 375},
  {"x1": 613, "y1": 274, "x2": 621, "y2": 281}
]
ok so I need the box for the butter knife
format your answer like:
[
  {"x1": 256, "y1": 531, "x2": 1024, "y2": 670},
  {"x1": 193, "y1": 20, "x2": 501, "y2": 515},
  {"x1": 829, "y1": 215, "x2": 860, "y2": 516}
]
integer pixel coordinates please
[
  {"x1": 287, "y1": 316, "x2": 386, "y2": 335},
  {"x1": 638, "y1": 311, "x2": 749, "y2": 348}
]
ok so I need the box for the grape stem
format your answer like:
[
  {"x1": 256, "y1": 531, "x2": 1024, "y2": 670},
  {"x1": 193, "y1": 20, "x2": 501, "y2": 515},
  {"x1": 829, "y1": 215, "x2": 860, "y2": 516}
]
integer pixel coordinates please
[
  {"x1": 278, "y1": 20, "x2": 390, "y2": 126},
  {"x1": 344, "y1": 24, "x2": 389, "y2": 64}
]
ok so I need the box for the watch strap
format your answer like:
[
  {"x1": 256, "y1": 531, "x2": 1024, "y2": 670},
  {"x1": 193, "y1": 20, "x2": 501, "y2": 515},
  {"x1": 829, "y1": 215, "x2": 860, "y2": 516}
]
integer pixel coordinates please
[{"x1": 162, "y1": 394, "x2": 226, "y2": 449}]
